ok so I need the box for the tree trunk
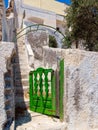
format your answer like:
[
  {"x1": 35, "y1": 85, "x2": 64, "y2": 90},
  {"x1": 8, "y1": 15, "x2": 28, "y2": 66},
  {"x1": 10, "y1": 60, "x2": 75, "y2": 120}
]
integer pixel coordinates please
[{"x1": 76, "y1": 40, "x2": 78, "y2": 48}]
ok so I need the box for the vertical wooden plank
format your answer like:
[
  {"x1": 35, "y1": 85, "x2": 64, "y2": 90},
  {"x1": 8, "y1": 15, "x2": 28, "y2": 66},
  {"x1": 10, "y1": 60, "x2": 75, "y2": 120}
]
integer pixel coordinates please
[
  {"x1": 51, "y1": 71, "x2": 56, "y2": 115},
  {"x1": 59, "y1": 59, "x2": 64, "y2": 121},
  {"x1": 39, "y1": 71, "x2": 43, "y2": 112},
  {"x1": 29, "y1": 71, "x2": 33, "y2": 111},
  {"x1": 55, "y1": 69, "x2": 60, "y2": 117}
]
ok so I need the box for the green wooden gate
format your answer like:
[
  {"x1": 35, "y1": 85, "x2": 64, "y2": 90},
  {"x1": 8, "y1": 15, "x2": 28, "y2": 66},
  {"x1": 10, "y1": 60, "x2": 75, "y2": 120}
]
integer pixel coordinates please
[
  {"x1": 29, "y1": 59, "x2": 64, "y2": 119},
  {"x1": 29, "y1": 67, "x2": 56, "y2": 116}
]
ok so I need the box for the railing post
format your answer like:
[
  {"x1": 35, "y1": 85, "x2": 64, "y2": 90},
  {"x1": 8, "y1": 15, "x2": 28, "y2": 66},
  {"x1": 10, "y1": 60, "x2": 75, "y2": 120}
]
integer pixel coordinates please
[
  {"x1": 29, "y1": 71, "x2": 33, "y2": 110},
  {"x1": 59, "y1": 59, "x2": 64, "y2": 121}
]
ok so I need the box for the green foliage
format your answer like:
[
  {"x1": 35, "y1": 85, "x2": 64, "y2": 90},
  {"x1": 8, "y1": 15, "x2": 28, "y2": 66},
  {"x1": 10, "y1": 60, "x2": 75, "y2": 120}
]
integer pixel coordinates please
[
  {"x1": 49, "y1": 35, "x2": 58, "y2": 48},
  {"x1": 62, "y1": 35, "x2": 72, "y2": 48},
  {"x1": 65, "y1": 0, "x2": 98, "y2": 51}
]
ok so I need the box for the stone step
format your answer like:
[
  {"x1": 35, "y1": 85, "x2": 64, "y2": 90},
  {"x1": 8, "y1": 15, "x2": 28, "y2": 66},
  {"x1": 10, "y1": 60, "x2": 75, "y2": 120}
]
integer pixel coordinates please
[
  {"x1": 14, "y1": 73, "x2": 28, "y2": 80},
  {"x1": 14, "y1": 79, "x2": 29, "y2": 87},
  {"x1": 17, "y1": 46, "x2": 26, "y2": 51},
  {"x1": 17, "y1": 48, "x2": 26, "y2": 53},
  {"x1": 16, "y1": 48, "x2": 26, "y2": 53},
  {"x1": 13, "y1": 62, "x2": 29, "y2": 67},
  {"x1": 6, "y1": 109, "x2": 13, "y2": 119},
  {"x1": 18, "y1": 58, "x2": 28, "y2": 63},
  {"x1": 15, "y1": 95, "x2": 29, "y2": 102},
  {"x1": 5, "y1": 87, "x2": 12, "y2": 92},
  {"x1": 17, "y1": 44, "x2": 25, "y2": 48},
  {"x1": 15, "y1": 86, "x2": 29, "y2": 91},
  {"x1": 20, "y1": 69, "x2": 29, "y2": 74},
  {"x1": 15, "y1": 100, "x2": 29, "y2": 108},
  {"x1": 15, "y1": 52, "x2": 26, "y2": 59},
  {"x1": 15, "y1": 37, "x2": 31, "y2": 113},
  {"x1": 17, "y1": 52, "x2": 27, "y2": 57},
  {"x1": 13, "y1": 64, "x2": 29, "y2": 71},
  {"x1": 15, "y1": 99, "x2": 29, "y2": 110},
  {"x1": 12, "y1": 57, "x2": 19, "y2": 63},
  {"x1": 15, "y1": 96, "x2": 29, "y2": 106},
  {"x1": 14, "y1": 67, "x2": 29, "y2": 74},
  {"x1": 17, "y1": 42, "x2": 24, "y2": 45},
  {"x1": 5, "y1": 98, "x2": 13, "y2": 104},
  {"x1": 15, "y1": 87, "x2": 29, "y2": 97},
  {"x1": 14, "y1": 73, "x2": 29, "y2": 79}
]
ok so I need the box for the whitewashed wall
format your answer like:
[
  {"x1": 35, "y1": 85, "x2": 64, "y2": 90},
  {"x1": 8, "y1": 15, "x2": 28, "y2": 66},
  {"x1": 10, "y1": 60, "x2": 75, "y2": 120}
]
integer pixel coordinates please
[
  {"x1": 0, "y1": 42, "x2": 15, "y2": 129},
  {"x1": 42, "y1": 48, "x2": 98, "y2": 130}
]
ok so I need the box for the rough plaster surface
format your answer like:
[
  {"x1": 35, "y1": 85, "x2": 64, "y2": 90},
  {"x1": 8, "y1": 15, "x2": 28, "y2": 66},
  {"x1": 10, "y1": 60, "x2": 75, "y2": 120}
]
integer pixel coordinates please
[
  {"x1": 63, "y1": 50, "x2": 98, "y2": 130},
  {"x1": 0, "y1": 42, "x2": 15, "y2": 129},
  {"x1": 26, "y1": 31, "x2": 49, "y2": 69},
  {"x1": 42, "y1": 48, "x2": 98, "y2": 130}
]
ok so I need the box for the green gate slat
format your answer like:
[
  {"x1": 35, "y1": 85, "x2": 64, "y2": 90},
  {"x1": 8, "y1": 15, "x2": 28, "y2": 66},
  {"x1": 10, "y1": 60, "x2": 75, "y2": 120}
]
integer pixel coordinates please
[
  {"x1": 59, "y1": 59, "x2": 64, "y2": 120},
  {"x1": 52, "y1": 71, "x2": 56, "y2": 115},
  {"x1": 29, "y1": 72, "x2": 33, "y2": 109}
]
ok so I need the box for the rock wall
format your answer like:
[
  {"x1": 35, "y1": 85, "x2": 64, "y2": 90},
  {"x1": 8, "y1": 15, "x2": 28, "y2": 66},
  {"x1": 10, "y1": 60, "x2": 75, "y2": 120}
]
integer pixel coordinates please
[
  {"x1": 42, "y1": 48, "x2": 98, "y2": 130},
  {"x1": 0, "y1": 42, "x2": 15, "y2": 129}
]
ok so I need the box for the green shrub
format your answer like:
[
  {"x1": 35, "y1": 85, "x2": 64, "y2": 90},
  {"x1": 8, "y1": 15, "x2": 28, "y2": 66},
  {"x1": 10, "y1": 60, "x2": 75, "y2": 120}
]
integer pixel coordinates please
[{"x1": 49, "y1": 35, "x2": 58, "y2": 48}]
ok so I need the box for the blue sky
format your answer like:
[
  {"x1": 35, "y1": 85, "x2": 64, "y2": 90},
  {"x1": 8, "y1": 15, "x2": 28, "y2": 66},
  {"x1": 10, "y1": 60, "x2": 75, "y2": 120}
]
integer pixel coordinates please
[
  {"x1": 4, "y1": 0, "x2": 71, "y2": 8},
  {"x1": 4, "y1": 0, "x2": 9, "y2": 8},
  {"x1": 56, "y1": 0, "x2": 71, "y2": 5}
]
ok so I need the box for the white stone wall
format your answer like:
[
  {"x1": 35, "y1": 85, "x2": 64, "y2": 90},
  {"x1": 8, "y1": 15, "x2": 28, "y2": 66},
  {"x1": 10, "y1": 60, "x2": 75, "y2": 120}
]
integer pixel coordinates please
[
  {"x1": 7, "y1": 16, "x2": 16, "y2": 42},
  {"x1": 42, "y1": 48, "x2": 98, "y2": 130},
  {"x1": 63, "y1": 50, "x2": 98, "y2": 130},
  {"x1": 0, "y1": 70, "x2": 6, "y2": 129},
  {"x1": 0, "y1": 42, "x2": 15, "y2": 129}
]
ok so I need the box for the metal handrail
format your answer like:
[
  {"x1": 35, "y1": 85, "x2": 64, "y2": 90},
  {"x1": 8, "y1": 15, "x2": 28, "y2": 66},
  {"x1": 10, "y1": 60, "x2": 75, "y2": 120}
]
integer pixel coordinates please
[{"x1": 15, "y1": 24, "x2": 66, "y2": 41}]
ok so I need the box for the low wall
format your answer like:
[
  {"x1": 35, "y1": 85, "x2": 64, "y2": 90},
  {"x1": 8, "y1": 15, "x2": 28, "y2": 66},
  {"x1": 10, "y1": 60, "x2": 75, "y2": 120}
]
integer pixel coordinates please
[
  {"x1": 42, "y1": 47, "x2": 98, "y2": 130},
  {"x1": 0, "y1": 42, "x2": 15, "y2": 129}
]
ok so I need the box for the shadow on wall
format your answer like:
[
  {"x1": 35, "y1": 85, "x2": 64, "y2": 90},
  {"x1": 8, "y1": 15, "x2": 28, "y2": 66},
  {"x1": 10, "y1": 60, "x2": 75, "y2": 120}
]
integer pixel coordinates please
[
  {"x1": 11, "y1": 48, "x2": 31, "y2": 129},
  {"x1": 3, "y1": 70, "x2": 14, "y2": 130},
  {"x1": 2, "y1": 52, "x2": 31, "y2": 129}
]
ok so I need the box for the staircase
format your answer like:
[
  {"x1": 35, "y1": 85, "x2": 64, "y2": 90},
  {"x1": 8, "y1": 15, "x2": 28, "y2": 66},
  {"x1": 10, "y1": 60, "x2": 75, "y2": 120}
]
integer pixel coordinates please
[
  {"x1": 14, "y1": 33, "x2": 66, "y2": 130},
  {"x1": 13, "y1": 36, "x2": 30, "y2": 116},
  {"x1": 3, "y1": 70, "x2": 14, "y2": 130}
]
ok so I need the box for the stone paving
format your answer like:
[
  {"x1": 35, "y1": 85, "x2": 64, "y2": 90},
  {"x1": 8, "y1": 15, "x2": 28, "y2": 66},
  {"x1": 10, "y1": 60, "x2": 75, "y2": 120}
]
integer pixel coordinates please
[{"x1": 15, "y1": 110, "x2": 66, "y2": 130}]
